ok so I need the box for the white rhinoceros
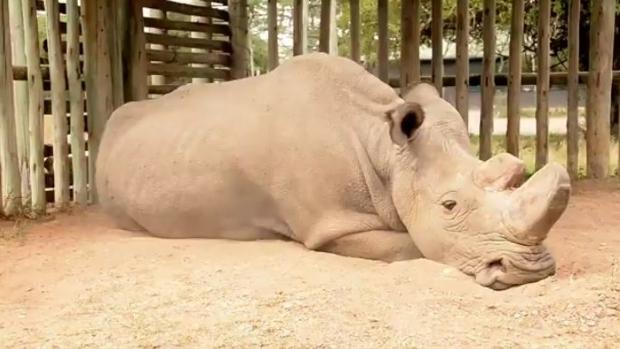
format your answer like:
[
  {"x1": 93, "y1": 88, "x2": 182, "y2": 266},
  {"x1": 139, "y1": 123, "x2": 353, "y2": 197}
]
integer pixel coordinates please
[{"x1": 96, "y1": 53, "x2": 570, "y2": 290}]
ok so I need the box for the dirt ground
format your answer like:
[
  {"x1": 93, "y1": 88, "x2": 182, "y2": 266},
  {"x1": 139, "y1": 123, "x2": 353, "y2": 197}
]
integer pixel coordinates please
[{"x1": 1, "y1": 181, "x2": 619, "y2": 348}]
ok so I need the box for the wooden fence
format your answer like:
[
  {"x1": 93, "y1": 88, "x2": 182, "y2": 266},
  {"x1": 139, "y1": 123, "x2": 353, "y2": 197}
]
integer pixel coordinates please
[
  {"x1": 0, "y1": 0, "x2": 243, "y2": 217},
  {"x1": 0, "y1": 0, "x2": 617, "y2": 218},
  {"x1": 267, "y1": 0, "x2": 619, "y2": 179}
]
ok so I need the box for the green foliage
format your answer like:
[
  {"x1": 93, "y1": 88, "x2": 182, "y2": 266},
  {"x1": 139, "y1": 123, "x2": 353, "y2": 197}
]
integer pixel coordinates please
[{"x1": 248, "y1": 0, "x2": 615, "y2": 74}]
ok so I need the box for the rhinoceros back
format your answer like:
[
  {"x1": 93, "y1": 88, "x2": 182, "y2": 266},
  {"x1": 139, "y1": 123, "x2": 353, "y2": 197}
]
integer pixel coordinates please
[{"x1": 96, "y1": 53, "x2": 403, "y2": 242}]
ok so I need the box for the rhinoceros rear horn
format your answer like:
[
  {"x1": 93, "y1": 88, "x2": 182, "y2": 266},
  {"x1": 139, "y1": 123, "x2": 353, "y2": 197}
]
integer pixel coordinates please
[{"x1": 385, "y1": 102, "x2": 425, "y2": 146}]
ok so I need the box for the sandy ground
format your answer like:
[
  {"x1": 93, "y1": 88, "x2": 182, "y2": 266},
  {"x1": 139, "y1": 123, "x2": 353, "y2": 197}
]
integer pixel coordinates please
[{"x1": 1, "y1": 181, "x2": 619, "y2": 348}]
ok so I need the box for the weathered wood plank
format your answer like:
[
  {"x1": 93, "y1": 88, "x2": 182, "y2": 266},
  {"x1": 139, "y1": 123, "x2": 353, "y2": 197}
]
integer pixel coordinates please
[
  {"x1": 190, "y1": 0, "x2": 211, "y2": 84},
  {"x1": 148, "y1": 63, "x2": 230, "y2": 80},
  {"x1": 9, "y1": 0, "x2": 30, "y2": 206},
  {"x1": 66, "y1": 0, "x2": 87, "y2": 205},
  {"x1": 35, "y1": 0, "x2": 69, "y2": 14},
  {"x1": 267, "y1": 0, "x2": 278, "y2": 70},
  {"x1": 0, "y1": 0, "x2": 21, "y2": 216},
  {"x1": 145, "y1": 8, "x2": 166, "y2": 86},
  {"x1": 506, "y1": 0, "x2": 524, "y2": 156},
  {"x1": 431, "y1": 0, "x2": 443, "y2": 95},
  {"x1": 293, "y1": 0, "x2": 307, "y2": 56},
  {"x1": 586, "y1": 0, "x2": 615, "y2": 178},
  {"x1": 566, "y1": 0, "x2": 580, "y2": 179},
  {"x1": 140, "y1": 0, "x2": 230, "y2": 21},
  {"x1": 400, "y1": 0, "x2": 416, "y2": 91},
  {"x1": 41, "y1": 37, "x2": 85, "y2": 55},
  {"x1": 318, "y1": 0, "x2": 332, "y2": 53},
  {"x1": 143, "y1": 17, "x2": 231, "y2": 35},
  {"x1": 455, "y1": 0, "x2": 469, "y2": 125},
  {"x1": 535, "y1": 0, "x2": 550, "y2": 170},
  {"x1": 328, "y1": 0, "x2": 337, "y2": 54},
  {"x1": 44, "y1": 0, "x2": 70, "y2": 208},
  {"x1": 128, "y1": 0, "x2": 148, "y2": 100},
  {"x1": 148, "y1": 84, "x2": 182, "y2": 94},
  {"x1": 229, "y1": 0, "x2": 249, "y2": 79},
  {"x1": 145, "y1": 33, "x2": 232, "y2": 52},
  {"x1": 350, "y1": 0, "x2": 360, "y2": 62},
  {"x1": 82, "y1": 0, "x2": 114, "y2": 203},
  {"x1": 377, "y1": 0, "x2": 388, "y2": 82},
  {"x1": 21, "y1": 0, "x2": 46, "y2": 215},
  {"x1": 109, "y1": 0, "x2": 126, "y2": 109},
  {"x1": 479, "y1": 0, "x2": 495, "y2": 161},
  {"x1": 147, "y1": 49, "x2": 230, "y2": 66}
]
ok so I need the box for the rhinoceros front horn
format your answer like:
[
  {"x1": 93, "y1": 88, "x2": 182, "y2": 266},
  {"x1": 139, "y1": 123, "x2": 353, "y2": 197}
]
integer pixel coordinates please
[{"x1": 502, "y1": 163, "x2": 571, "y2": 245}]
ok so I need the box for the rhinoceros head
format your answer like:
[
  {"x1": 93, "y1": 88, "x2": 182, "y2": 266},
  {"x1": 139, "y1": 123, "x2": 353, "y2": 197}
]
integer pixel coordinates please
[{"x1": 385, "y1": 83, "x2": 570, "y2": 290}]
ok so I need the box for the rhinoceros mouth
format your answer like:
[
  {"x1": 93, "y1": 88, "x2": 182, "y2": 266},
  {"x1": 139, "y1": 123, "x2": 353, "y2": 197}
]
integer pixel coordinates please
[{"x1": 473, "y1": 248, "x2": 556, "y2": 290}]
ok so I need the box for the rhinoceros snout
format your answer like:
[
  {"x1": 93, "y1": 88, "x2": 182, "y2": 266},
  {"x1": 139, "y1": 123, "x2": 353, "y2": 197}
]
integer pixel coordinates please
[{"x1": 474, "y1": 250, "x2": 556, "y2": 290}]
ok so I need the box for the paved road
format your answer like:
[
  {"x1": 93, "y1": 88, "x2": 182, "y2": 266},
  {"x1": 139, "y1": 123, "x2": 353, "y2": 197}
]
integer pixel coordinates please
[{"x1": 465, "y1": 111, "x2": 584, "y2": 136}]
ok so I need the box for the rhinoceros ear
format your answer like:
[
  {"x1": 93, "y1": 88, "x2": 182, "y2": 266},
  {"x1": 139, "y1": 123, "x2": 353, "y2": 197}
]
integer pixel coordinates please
[{"x1": 385, "y1": 102, "x2": 425, "y2": 146}]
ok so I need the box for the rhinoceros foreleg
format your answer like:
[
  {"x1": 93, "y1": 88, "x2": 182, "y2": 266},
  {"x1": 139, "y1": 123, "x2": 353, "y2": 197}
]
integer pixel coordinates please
[{"x1": 317, "y1": 230, "x2": 422, "y2": 262}]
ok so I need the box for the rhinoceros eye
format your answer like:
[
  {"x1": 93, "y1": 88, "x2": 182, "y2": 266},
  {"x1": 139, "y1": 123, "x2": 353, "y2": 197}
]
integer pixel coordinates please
[{"x1": 442, "y1": 200, "x2": 457, "y2": 211}]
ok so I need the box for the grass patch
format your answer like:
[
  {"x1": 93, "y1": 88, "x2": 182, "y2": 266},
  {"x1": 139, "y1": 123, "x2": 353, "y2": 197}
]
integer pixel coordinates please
[{"x1": 469, "y1": 134, "x2": 619, "y2": 178}]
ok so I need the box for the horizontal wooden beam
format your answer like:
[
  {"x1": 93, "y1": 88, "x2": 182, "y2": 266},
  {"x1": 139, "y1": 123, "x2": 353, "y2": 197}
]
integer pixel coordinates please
[
  {"x1": 42, "y1": 101, "x2": 87, "y2": 116},
  {"x1": 147, "y1": 63, "x2": 230, "y2": 80},
  {"x1": 148, "y1": 84, "x2": 182, "y2": 94},
  {"x1": 147, "y1": 49, "x2": 231, "y2": 66},
  {"x1": 388, "y1": 71, "x2": 620, "y2": 88},
  {"x1": 140, "y1": 0, "x2": 230, "y2": 21},
  {"x1": 36, "y1": 0, "x2": 70, "y2": 14},
  {"x1": 145, "y1": 33, "x2": 232, "y2": 52},
  {"x1": 143, "y1": 17, "x2": 231, "y2": 36},
  {"x1": 13, "y1": 65, "x2": 50, "y2": 81},
  {"x1": 42, "y1": 37, "x2": 85, "y2": 55}
]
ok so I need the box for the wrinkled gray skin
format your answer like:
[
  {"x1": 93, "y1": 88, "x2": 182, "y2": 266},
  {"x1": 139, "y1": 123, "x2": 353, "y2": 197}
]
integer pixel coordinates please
[{"x1": 97, "y1": 53, "x2": 570, "y2": 290}]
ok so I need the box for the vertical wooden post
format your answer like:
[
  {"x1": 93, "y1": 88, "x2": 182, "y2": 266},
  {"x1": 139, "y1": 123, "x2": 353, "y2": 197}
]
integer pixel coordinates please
[
  {"x1": 566, "y1": 0, "x2": 580, "y2": 178},
  {"x1": 191, "y1": 1, "x2": 208, "y2": 83},
  {"x1": 350, "y1": 0, "x2": 360, "y2": 63},
  {"x1": 83, "y1": 0, "x2": 114, "y2": 203},
  {"x1": 319, "y1": 0, "x2": 332, "y2": 53},
  {"x1": 8, "y1": 0, "x2": 30, "y2": 206},
  {"x1": 67, "y1": 0, "x2": 87, "y2": 205},
  {"x1": 127, "y1": 0, "x2": 147, "y2": 100},
  {"x1": 455, "y1": 0, "x2": 469, "y2": 125},
  {"x1": 329, "y1": 0, "x2": 337, "y2": 54},
  {"x1": 377, "y1": 0, "x2": 388, "y2": 82},
  {"x1": 230, "y1": 0, "x2": 250, "y2": 79},
  {"x1": 479, "y1": 0, "x2": 495, "y2": 161},
  {"x1": 267, "y1": 0, "x2": 278, "y2": 70},
  {"x1": 617, "y1": 88, "x2": 620, "y2": 176},
  {"x1": 44, "y1": 0, "x2": 70, "y2": 208},
  {"x1": 401, "y1": 0, "x2": 419, "y2": 92},
  {"x1": 535, "y1": 0, "x2": 550, "y2": 170},
  {"x1": 109, "y1": 0, "x2": 125, "y2": 108},
  {"x1": 147, "y1": 8, "x2": 165, "y2": 86},
  {"x1": 0, "y1": 0, "x2": 21, "y2": 216},
  {"x1": 293, "y1": 0, "x2": 308, "y2": 56},
  {"x1": 411, "y1": 0, "x2": 420, "y2": 83},
  {"x1": 21, "y1": 0, "x2": 45, "y2": 215},
  {"x1": 205, "y1": 2, "x2": 214, "y2": 83},
  {"x1": 586, "y1": 0, "x2": 615, "y2": 178},
  {"x1": 506, "y1": 0, "x2": 524, "y2": 157},
  {"x1": 431, "y1": 0, "x2": 443, "y2": 96}
]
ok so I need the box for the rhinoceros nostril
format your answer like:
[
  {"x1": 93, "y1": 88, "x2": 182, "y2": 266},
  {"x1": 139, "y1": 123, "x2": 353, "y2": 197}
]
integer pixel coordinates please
[{"x1": 486, "y1": 258, "x2": 507, "y2": 273}]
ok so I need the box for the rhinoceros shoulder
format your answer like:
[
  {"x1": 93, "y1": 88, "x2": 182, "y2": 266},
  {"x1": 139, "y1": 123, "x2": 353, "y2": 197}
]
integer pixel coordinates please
[{"x1": 271, "y1": 53, "x2": 399, "y2": 106}]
